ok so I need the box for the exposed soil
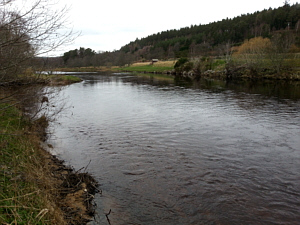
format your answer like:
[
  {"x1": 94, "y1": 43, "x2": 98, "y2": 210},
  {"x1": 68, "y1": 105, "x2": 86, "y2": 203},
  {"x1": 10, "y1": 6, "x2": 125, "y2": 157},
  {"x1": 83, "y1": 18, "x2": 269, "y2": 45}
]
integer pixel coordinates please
[{"x1": 41, "y1": 149, "x2": 101, "y2": 224}]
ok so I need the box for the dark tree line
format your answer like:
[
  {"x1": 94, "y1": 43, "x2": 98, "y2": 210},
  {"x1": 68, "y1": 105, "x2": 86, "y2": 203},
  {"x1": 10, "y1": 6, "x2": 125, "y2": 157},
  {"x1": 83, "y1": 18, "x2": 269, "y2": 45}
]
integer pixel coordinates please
[
  {"x1": 122, "y1": 2, "x2": 300, "y2": 58},
  {"x1": 61, "y1": 48, "x2": 135, "y2": 67},
  {"x1": 62, "y1": 47, "x2": 96, "y2": 66},
  {"x1": 61, "y1": 2, "x2": 300, "y2": 67}
]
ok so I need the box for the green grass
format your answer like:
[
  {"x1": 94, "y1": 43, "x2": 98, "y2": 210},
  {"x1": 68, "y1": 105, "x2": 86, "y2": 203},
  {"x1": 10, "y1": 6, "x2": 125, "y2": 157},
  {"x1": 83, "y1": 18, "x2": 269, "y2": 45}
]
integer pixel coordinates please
[
  {"x1": 34, "y1": 74, "x2": 82, "y2": 85},
  {"x1": 0, "y1": 104, "x2": 43, "y2": 224},
  {"x1": 0, "y1": 101, "x2": 64, "y2": 224},
  {"x1": 56, "y1": 67, "x2": 99, "y2": 72},
  {"x1": 55, "y1": 66, "x2": 114, "y2": 72},
  {"x1": 211, "y1": 59, "x2": 226, "y2": 70},
  {"x1": 55, "y1": 75, "x2": 82, "y2": 82}
]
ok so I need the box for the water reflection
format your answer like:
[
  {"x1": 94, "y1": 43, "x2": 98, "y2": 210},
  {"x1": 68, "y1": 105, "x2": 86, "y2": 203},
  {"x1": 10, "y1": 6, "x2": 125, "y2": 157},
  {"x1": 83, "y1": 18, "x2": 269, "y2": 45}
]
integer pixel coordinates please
[{"x1": 48, "y1": 73, "x2": 300, "y2": 225}]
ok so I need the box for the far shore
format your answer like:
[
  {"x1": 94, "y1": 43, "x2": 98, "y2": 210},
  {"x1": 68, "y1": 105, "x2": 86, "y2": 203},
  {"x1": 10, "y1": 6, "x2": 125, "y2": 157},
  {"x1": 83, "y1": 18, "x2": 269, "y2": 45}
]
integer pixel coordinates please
[{"x1": 53, "y1": 60, "x2": 300, "y2": 81}]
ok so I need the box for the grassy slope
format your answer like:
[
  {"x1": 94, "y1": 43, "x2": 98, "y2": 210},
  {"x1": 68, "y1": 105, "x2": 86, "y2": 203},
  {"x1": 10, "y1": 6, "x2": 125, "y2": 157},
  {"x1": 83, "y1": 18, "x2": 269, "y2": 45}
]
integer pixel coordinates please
[
  {"x1": 0, "y1": 80, "x2": 98, "y2": 224},
  {"x1": 0, "y1": 101, "x2": 66, "y2": 224}
]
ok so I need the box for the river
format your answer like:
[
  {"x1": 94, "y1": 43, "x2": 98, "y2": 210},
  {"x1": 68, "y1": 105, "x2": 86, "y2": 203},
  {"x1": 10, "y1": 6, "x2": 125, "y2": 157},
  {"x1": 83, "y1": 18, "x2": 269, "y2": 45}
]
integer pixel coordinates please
[{"x1": 47, "y1": 73, "x2": 300, "y2": 225}]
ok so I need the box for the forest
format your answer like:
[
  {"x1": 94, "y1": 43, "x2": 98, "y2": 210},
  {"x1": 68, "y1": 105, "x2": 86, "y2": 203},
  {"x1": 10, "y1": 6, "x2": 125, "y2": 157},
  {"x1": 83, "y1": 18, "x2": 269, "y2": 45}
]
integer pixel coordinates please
[{"x1": 61, "y1": 1, "x2": 300, "y2": 69}]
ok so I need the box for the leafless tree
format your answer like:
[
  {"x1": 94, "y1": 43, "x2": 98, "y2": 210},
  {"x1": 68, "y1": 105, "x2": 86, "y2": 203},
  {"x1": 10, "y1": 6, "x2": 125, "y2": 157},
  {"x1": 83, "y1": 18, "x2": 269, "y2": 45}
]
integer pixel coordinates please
[
  {"x1": 0, "y1": 0, "x2": 78, "y2": 83},
  {"x1": 0, "y1": 0, "x2": 77, "y2": 125},
  {"x1": 268, "y1": 31, "x2": 295, "y2": 72}
]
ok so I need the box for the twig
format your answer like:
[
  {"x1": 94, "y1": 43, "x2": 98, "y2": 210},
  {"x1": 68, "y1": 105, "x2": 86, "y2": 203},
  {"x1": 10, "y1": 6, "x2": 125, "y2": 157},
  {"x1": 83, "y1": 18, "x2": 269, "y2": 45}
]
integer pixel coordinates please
[
  {"x1": 0, "y1": 205, "x2": 39, "y2": 210},
  {"x1": 83, "y1": 159, "x2": 92, "y2": 173},
  {"x1": 0, "y1": 133, "x2": 23, "y2": 136},
  {"x1": 75, "y1": 167, "x2": 85, "y2": 174},
  {"x1": 105, "y1": 209, "x2": 112, "y2": 225},
  {"x1": 36, "y1": 208, "x2": 49, "y2": 222},
  {"x1": 91, "y1": 183, "x2": 102, "y2": 195},
  {"x1": 0, "y1": 102, "x2": 19, "y2": 111},
  {"x1": 0, "y1": 190, "x2": 40, "y2": 202},
  {"x1": 0, "y1": 90, "x2": 19, "y2": 101}
]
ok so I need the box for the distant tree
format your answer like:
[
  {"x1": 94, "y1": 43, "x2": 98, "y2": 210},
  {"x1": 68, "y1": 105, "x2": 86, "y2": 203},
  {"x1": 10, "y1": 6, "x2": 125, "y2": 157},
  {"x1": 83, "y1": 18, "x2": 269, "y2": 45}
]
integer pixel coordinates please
[
  {"x1": 217, "y1": 41, "x2": 234, "y2": 63},
  {"x1": 268, "y1": 31, "x2": 296, "y2": 72},
  {"x1": 236, "y1": 37, "x2": 271, "y2": 73},
  {"x1": 284, "y1": 0, "x2": 290, "y2": 7},
  {"x1": 62, "y1": 47, "x2": 96, "y2": 66},
  {"x1": 237, "y1": 37, "x2": 271, "y2": 55}
]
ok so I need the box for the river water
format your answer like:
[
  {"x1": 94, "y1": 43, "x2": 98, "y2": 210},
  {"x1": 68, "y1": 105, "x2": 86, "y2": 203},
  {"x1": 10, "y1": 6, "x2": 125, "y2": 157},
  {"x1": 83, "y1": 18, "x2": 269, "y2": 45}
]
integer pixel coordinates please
[{"x1": 47, "y1": 73, "x2": 300, "y2": 225}]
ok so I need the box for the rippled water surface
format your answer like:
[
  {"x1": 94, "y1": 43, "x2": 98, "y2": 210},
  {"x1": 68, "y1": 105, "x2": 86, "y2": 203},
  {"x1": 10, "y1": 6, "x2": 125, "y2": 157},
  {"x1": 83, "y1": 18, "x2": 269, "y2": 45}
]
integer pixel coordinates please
[{"x1": 48, "y1": 73, "x2": 300, "y2": 225}]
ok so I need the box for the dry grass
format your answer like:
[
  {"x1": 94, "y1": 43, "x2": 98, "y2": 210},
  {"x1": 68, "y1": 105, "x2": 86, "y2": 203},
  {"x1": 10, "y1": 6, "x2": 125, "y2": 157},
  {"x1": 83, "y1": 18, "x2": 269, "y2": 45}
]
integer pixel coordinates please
[
  {"x1": 154, "y1": 60, "x2": 176, "y2": 67},
  {"x1": 131, "y1": 62, "x2": 150, "y2": 67},
  {"x1": 132, "y1": 60, "x2": 176, "y2": 67}
]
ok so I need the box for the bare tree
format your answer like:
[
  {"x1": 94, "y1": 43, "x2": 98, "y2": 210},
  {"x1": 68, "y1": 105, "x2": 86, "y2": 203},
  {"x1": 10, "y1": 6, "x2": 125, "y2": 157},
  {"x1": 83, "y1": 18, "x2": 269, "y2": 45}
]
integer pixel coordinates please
[
  {"x1": 217, "y1": 41, "x2": 234, "y2": 63},
  {"x1": 268, "y1": 31, "x2": 295, "y2": 72},
  {"x1": 0, "y1": 0, "x2": 77, "y2": 83},
  {"x1": 0, "y1": 0, "x2": 78, "y2": 127}
]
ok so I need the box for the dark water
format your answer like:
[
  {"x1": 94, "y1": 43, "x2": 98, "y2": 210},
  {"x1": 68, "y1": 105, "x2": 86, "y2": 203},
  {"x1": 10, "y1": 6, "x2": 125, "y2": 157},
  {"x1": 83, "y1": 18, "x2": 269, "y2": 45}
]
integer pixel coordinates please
[{"x1": 47, "y1": 73, "x2": 300, "y2": 225}]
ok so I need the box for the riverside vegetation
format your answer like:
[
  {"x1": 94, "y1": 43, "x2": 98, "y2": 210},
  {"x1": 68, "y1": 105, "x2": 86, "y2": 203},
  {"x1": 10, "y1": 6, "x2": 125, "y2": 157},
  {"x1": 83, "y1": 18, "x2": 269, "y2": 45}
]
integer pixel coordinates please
[
  {"x1": 0, "y1": 0, "x2": 100, "y2": 224},
  {"x1": 57, "y1": 37, "x2": 300, "y2": 80},
  {"x1": 0, "y1": 76, "x2": 100, "y2": 225}
]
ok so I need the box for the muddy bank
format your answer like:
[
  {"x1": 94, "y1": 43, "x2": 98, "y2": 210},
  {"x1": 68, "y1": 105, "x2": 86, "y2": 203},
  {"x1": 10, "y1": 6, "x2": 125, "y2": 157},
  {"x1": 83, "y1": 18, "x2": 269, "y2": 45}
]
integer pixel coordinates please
[
  {"x1": 37, "y1": 77, "x2": 99, "y2": 224},
  {"x1": 38, "y1": 145, "x2": 101, "y2": 224}
]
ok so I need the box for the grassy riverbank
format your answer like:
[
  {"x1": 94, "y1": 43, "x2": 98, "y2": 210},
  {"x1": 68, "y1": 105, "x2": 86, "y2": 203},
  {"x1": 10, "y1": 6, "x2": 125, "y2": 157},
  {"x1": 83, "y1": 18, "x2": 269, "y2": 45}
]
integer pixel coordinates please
[
  {"x1": 41, "y1": 74, "x2": 82, "y2": 85},
  {"x1": 54, "y1": 66, "x2": 115, "y2": 73},
  {"x1": 0, "y1": 83, "x2": 98, "y2": 224},
  {"x1": 113, "y1": 58, "x2": 300, "y2": 80},
  {"x1": 0, "y1": 100, "x2": 63, "y2": 224},
  {"x1": 54, "y1": 56, "x2": 300, "y2": 81},
  {"x1": 116, "y1": 61, "x2": 175, "y2": 73},
  {"x1": 55, "y1": 61, "x2": 176, "y2": 74}
]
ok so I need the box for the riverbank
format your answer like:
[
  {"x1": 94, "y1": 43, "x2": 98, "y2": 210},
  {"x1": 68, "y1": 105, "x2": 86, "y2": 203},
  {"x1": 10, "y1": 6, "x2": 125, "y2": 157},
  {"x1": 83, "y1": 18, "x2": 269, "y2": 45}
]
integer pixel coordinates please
[
  {"x1": 115, "y1": 61, "x2": 300, "y2": 81},
  {"x1": 0, "y1": 79, "x2": 99, "y2": 224},
  {"x1": 55, "y1": 59, "x2": 300, "y2": 81}
]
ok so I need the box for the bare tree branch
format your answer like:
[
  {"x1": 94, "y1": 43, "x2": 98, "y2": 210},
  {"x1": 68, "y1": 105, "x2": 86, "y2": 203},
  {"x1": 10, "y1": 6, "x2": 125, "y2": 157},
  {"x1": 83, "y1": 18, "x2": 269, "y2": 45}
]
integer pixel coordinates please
[{"x1": 0, "y1": 0, "x2": 78, "y2": 82}]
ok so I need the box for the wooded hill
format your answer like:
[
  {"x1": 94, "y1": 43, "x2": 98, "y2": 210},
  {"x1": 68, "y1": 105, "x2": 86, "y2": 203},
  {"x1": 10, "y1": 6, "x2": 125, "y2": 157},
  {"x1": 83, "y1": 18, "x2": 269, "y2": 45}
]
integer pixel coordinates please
[
  {"x1": 121, "y1": 2, "x2": 300, "y2": 58},
  {"x1": 62, "y1": 2, "x2": 300, "y2": 67}
]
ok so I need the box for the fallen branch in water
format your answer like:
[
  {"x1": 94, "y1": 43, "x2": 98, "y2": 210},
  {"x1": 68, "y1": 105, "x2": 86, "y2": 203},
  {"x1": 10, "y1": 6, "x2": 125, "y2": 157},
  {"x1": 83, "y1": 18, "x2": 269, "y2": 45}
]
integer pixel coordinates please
[{"x1": 105, "y1": 209, "x2": 112, "y2": 225}]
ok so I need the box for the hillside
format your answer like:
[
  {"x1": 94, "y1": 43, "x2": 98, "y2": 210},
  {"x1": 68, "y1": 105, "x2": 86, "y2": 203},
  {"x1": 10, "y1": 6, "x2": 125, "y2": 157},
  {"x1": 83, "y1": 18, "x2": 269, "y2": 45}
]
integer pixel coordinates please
[
  {"x1": 61, "y1": 2, "x2": 300, "y2": 67},
  {"x1": 120, "y1": 2, "x2": 300, "y2": 59}
]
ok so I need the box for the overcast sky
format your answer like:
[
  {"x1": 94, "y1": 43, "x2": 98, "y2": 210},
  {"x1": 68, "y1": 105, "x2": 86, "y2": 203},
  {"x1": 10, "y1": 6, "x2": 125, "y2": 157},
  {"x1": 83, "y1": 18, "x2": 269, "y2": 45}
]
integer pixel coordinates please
[{"x1": 45, "y1": 0, "x2": 298, "y2": 56}]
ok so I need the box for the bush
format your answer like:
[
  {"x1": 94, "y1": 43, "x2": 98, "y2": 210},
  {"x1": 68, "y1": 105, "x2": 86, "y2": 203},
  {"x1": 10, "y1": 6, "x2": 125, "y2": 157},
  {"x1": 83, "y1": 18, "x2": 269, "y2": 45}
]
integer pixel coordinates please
[
  {"x1": 174, "y1": 57, "x2": 189, "y2": 69},
  {"x1": 174, "y1": 57, "x2": 193, "y2": 73}
]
